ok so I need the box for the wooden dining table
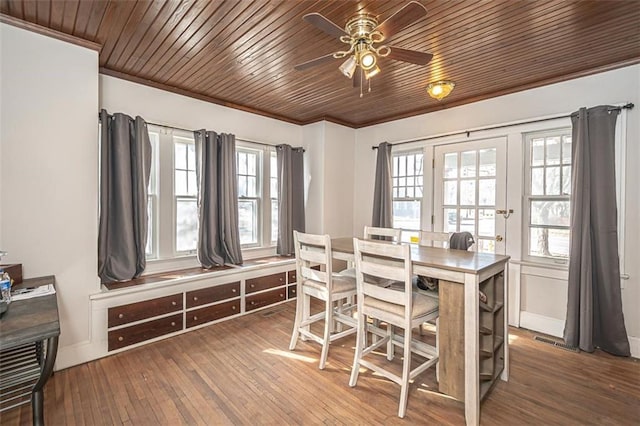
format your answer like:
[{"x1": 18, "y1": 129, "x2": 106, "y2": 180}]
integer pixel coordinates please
[{"x1": 331, "y1": 237, "x2": 510, "y2": 426}]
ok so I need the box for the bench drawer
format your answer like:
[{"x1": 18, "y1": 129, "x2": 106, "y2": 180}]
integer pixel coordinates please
[
  {"x1": 246, "y1": 272, "x2": 286, "y2": 294},
  {"x1": 108, "y1": 294, "x2": 182, "y2": 328},
  {"x1": 186, "y1": 282, "x2": 240, "y2": 308},
  {"x1": 108, "y1": 313, "x2": 183, "y2": 351},
  {"x1": 287, "y1": 269, "x2": 297, "y2": 284},
  {"x1": 186, "y1": 300, "x2": 240, "y2": 328},
  {"x1": 246, "y1": 288, "x2": 286, "y2": 311},
  {"x1": 287, "y1": 284, "x2": 297, "y2": 299}
]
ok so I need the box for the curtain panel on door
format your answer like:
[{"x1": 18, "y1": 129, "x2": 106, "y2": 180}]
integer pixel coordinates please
[
  {"x1": 194, "y1": 130, "x2": 243, "y2": 266},
  {"x1": 277, "y1": 144, "x2": 305, "y2": 255},
  {"x1": 372, "y1": 142, "x2": 393, "y2": 228},
  {"x1": 564, "y1": 105, "x2": 630, "y2": 356},
  {"x1": 98, "y1": 109, "x2": 152, "y2": 283}
]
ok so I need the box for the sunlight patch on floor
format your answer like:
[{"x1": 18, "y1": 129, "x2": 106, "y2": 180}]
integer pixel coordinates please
[
  {"x1": 262, "y1": 348, "x2": 317, "y2": 363},
  {"x1": 508, "y1": 333, "x2": 519, "y2": 344}
]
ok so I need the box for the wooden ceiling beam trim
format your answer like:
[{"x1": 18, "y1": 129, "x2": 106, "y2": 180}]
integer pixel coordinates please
[
  {"x1": 0, "y1": 12, "x2": 101, "y2": 51},
  {"x1": 136, "y1": 0, "x2": 219, "y2": 78}
]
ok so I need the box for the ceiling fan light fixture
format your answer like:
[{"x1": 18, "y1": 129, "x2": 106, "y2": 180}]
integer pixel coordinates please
[
  {"x1": 365, "y1": 65, "x2": 381, "y2": 79},
  {"x1": 426, "y1": 80, "x2": 456, "y2": 100},
  {"x1": 359, "y1": 50, "x2": 377, "y2": 70},
  {"x1": 339, "y1": 56, "x2": 357, "y2": 78}
]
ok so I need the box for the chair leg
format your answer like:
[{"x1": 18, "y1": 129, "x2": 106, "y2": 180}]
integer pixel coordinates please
[
  {"x1": 398, "y1": 328, "x2": 412, "y2": 418},
  {"x1": 301, "y1": 292, "x2": 311, "y2": 341},
  {"x1": 386, "y1": 324, "x2": 394, "y2": 361},
  {"x1": 435, "y1": 317, "x2": 440, "y2": 383},
  {"x1": 319, "y1": 298, "x2": 333, "y2": 370},
  {"x1": 349, "y1": 312, "x2": 366, "y2": 387},
  {"x1": 289, "y1": 288, "x2": 303, "y2": 350}
]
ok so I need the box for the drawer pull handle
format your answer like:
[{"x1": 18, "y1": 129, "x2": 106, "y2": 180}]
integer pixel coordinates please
[
  {"x1": 193, "y1": 297, "x2": 198, "y2": 301},
  {"x1": 292, "y1": 289, "x2": 296, "y2": 293},
  {"x1": 232, "y1": 288, "x2": 237, "y2": 293},
  {"x1": 193, "y1": 316, "x2": 198, "y2": 321},
  {"x1": 250, "y1": 284, "x2": 255, "y2": 288},
  {"x1": 279, "y1": 277, "x2": 283, "y2": 282},
  {"x1": 172, "y1": 301, "x2": 177, "y2": 306},
  {"x1": 232, "y1": 306, "x2": 237, "y2": 310},
  {"x1": 118, "y1": 313, "x2": 124, "y2": 319},
  {"x1": 118, "y1": 336, "x2": 124, "y2": 342},
  {"x1": 251, "y1": 301, "x2": 256, "y2": 305},
  {"x1": 280, "y1": 294, "x2": 284, "y2": 297},
  {"x1": 171, "y1": 322, "x2": 176, "y2": 327}
]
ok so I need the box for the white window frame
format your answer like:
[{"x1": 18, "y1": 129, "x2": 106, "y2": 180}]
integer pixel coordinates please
[
  {"x1": 236, "y1": 141, "x2": 277, "y2": 251},
  {"x1": 523, "y1": 128, "x2": 572, "y2": 264},
  {"x1": 173, "y1": 135, "x2": 198, "y2": 256},
  {"x1": 146, "y1": 132, "x2": 159, "y2": 259},
  {"x1": 392, "y1": 150, "x2": 424, "y2": 242}
]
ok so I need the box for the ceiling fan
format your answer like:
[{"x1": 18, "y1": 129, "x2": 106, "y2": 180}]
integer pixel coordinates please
[{"x1": 294, "y1": 1, "x2": 433, "y2": 96}]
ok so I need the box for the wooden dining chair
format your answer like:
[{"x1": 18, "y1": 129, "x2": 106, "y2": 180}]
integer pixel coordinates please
[
  {"x1": 364, "y1": 225, "x2": 402, "y2": 242},
  {"x1": 289, "y1": 231, "x2": 357, "y2": 370},
  {"x1": 349, "y1": 238, "x2": 439, "y2": 418},
  {"x1": 418, "y1": 230, "x2": 450, "y2": 248}
]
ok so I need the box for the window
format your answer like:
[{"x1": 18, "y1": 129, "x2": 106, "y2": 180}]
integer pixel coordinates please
[
  {"x1": 146, "y1": 132, "x2": 159, "y2": 258},
  {"x1": 524, "y1": 129, "x2": 572, "y2": 261},
  {"x1": 174, "y1": 137, "x2": 198, "y2": 254},
  {"x1": 270, "y1": 152, "x2": 278, "y2": 244},
  {"x1": 392, "y1": 151, "x2": 424, "y2": 241}
]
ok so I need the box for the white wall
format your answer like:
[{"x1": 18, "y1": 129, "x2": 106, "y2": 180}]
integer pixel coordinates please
[
  {"x1": 100, "y1": 75, "x2": 302, "y2": 147},
  {"x1": 354, "y1": 65, "x2": 640, "y2": 354},
  {"x1": 0, "y1": 24, "x2": 99, "y2": 352}
]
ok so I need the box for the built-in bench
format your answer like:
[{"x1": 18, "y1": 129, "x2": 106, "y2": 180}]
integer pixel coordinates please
[{"x1": 90, "y1": 256, "x2": 299, "y2": 357}]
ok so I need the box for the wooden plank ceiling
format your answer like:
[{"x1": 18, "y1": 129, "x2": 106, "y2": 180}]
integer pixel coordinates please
[{"x1": 2, "y1": 1, "x2": 639, "y2": 128}]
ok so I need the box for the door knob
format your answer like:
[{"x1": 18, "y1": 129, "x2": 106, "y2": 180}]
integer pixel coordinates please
[{"x1": 495, "y1": 235, "x2": 503, "y2": 242}]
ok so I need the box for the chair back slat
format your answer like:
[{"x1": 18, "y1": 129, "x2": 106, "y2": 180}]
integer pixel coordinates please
[
  {"x1": 293, "y1": 231, "x2": 332, "y2": 287},
  {"x1": 364, "y1": 226, "x2": 402, "y2": 242},
  {"x1": 300, "y1": 265, "x2": 326, "y2": 283},
  {"x1": 419, "y1": 231, "x2": 450, "y2": 248}
]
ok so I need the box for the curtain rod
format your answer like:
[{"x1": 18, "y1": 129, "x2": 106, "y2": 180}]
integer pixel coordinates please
[
  {"x1": 371, "y1": 102, "x2": 635, "y2": 150},
  {"x1": 98, "y1": 114, "x2": 303, "y2": 151}
]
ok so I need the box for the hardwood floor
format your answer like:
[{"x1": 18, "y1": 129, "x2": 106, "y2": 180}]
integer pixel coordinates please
[{"x1": 2, "y1": 300, "x2": 639, "y2": 425}]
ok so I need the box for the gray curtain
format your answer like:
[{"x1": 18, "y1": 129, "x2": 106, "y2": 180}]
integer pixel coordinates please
[
  {"x1": 98, "y1": 109, "x2": 152, "y2": 283},
  {"x1": 194, "y1": 130, "x2": 243, "y2": 266},
  {"x1": 564, "y1": 105, "x2": 630, "y2": 356},
  {"x1": 277, "y1": 144, "x2": 305, "y2": 255},
  {"x1": 372, "y1": 142, "x2": 393, "y2": 228}
]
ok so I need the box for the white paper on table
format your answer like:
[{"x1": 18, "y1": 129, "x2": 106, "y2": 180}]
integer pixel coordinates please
[{"x1": 11, "y1": 284, "x2": 56, "y2": 301}]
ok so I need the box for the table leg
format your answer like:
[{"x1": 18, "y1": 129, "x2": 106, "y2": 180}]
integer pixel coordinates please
[
  {"x1": 464, "y1": 273, "x2": 480, "y2": 426},
  {"x1": 31, "y1": 336, "x2": 58, "y2": 426}
]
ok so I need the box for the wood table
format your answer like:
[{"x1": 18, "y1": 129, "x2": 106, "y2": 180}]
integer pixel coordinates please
[
  {"x1": 331, "y1": 238, "x2": 510, "y2": 426},
  {"x1": 0, "y1": 276, "x2": 59, "y2": 425}
]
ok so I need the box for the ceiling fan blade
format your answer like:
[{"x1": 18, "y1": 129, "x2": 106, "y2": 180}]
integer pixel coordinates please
[
  {"x1": 303, "y1": 13, "x2": 348, "y2": 39},
  {"x1": 294, "y1": 53, "x2": 337, "y2": 71},
  {"x1": 375, "y1": 1, "x2": 427, "y2": 41},
  {"x1": 386, "y1": 46, "x2": 433, "y2": 65}
]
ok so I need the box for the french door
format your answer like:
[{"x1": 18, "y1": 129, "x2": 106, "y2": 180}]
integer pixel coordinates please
[{"x1": 434, "y1": 137, "x2": 507, "y2": 254}]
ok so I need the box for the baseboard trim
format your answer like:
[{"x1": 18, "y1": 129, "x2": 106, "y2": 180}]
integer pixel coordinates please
[
  {"x1": 55, "y1": 341, "x2": 105, "y2": 371},
  {"x1": 519, "y1": 311, "x2": 639, "y2": 359}
]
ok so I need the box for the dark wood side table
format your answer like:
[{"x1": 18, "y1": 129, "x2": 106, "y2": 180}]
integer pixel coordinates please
[{"x1": 0, "y1": 276, "x2": 60, "y2": 426}]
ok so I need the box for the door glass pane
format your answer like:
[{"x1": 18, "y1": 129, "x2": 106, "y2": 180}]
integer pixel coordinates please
[
  {"x1": 444, "y1": 208, "x2": 457, "y2": 232},
  {"x1": 479, "y1": 148, "x2": 496, "y2": 176},
  {"x1": 460, "y1": 180, "x2": 476, "y2": 205},
  {"x1": 444, "y1": 181, "x2": 457, "y2": 205},
  {"x1": 546, "y1": 137, "x2": 561, "y2": 165},
  {"x1": 545, "y1": 166, "x2": 560, "y2": 195},
  {"x1": 531, "y1": 201, "x2": 570, "y2": 226},
  {"x1": 531, "y1": 138, "x2": 544, "y2": 166},
  {"x1": 478, "y1": 209, "x2": 495, "y2": 236},
  {"x1": 460, "y1": 151, "x2": 476, "y2": 177},
  {"x1": 477, "y1": 238, "x2": 495, "y2": 253},
  {"x1": 460, "y1": 208, "x2": 475, "y2": 233},
  {"x1": 444, "y1": 153, "x2": 457, "y2": 178},
  {"x1": 176, "y1": 199, "x2": 197, "y2": 252},
  {"x1": 478, "y1": 179, "x2": 495, "y2": 206}
]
